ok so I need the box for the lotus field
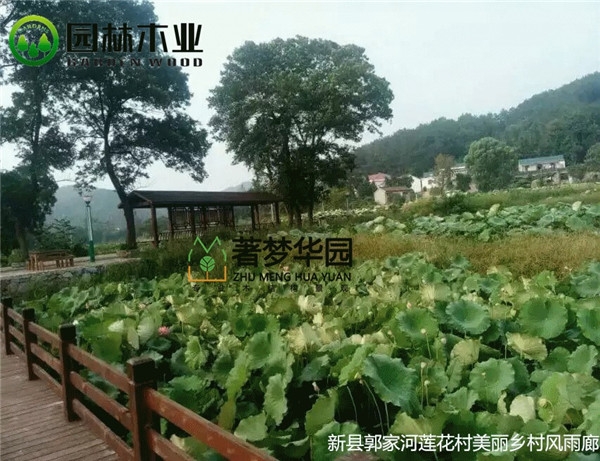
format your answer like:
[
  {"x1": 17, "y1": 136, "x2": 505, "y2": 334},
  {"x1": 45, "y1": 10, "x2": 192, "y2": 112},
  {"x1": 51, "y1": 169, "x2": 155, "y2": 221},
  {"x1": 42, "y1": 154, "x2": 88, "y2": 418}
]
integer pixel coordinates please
[{"x1": 19, "y1": 199, "x2": 600, "y2": 460}]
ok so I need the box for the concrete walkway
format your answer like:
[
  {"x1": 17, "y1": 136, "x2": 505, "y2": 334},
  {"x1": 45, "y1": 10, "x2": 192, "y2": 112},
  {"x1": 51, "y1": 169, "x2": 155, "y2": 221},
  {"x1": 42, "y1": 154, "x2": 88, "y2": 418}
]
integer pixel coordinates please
[{"x1": 0, "y1": 254, "x2": 136, "y2": 281}]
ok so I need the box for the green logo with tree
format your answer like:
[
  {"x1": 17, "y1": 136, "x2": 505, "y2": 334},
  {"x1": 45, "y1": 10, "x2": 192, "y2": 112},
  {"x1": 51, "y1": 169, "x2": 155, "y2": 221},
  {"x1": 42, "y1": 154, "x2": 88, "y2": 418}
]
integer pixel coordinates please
[
  {"x1": 187, "y1": 236, "x2": 227, "y2": 283},
  {"x1": 9, "y1": 15, "x2": 59, "y2": 67}
]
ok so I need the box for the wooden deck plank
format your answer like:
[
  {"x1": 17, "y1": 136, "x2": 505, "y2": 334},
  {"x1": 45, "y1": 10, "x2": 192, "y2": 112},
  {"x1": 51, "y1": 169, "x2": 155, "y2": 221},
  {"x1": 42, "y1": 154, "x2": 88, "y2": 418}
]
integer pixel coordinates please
[{"x1": 0, "y1": 354, "x2": 119, "y2": 460}]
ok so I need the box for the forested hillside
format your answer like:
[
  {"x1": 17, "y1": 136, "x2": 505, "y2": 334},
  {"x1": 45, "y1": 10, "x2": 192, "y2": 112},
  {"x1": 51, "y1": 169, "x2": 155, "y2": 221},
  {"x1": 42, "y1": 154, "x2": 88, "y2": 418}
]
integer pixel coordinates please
[{"x1": 355, "y1": 73, "x2": 600, "y2": 176}]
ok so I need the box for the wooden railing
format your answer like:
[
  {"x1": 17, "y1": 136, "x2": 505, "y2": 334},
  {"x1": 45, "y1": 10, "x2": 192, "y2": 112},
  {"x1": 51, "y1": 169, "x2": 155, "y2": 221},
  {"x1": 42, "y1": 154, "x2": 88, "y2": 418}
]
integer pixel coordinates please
[{"x1": 0, "y1": 298, "x2": 277, "y2": 461}]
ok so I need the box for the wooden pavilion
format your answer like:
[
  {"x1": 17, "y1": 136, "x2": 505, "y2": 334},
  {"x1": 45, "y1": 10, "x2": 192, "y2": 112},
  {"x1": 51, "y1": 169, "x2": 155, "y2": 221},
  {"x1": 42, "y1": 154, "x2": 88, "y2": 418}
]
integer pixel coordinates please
[{"x1": 119, "y1": 190, "x2": 283, "y2": 247}]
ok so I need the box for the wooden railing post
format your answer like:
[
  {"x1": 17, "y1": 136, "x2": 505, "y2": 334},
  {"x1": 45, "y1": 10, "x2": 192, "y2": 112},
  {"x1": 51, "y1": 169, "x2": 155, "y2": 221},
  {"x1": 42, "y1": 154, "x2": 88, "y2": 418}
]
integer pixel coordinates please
[
  {"x1": 22, "y1": 308, "x2": 37, "y2": 381},
  {"x1": 59, "y1": 324, "x2": 78, "y2": 421},
  {"x1": 127, "y1": 357, "x2": 157, "y2": 461},
  {"x1": 2, "y1": 297, "x2": 13, "y2": 355}
]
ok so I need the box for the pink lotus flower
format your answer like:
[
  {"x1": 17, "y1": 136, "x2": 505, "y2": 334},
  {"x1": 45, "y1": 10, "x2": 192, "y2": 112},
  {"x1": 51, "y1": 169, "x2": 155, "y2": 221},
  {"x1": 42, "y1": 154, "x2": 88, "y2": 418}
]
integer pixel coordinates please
[{"x1": 158, "y1": 326, "x2": 170, "y2": 336}]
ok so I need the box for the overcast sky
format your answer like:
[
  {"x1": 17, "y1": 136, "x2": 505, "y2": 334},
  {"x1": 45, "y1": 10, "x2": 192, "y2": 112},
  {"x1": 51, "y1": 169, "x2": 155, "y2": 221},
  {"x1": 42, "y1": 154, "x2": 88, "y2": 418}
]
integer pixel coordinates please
[{"x1": 2, "y1": 1, "x2": 599, "y2": 191}]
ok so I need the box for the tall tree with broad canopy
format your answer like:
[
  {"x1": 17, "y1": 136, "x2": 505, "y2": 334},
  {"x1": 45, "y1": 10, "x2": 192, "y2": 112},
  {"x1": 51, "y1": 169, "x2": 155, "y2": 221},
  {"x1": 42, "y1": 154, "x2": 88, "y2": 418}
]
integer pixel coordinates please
[
  {"x1": 208, "y1": 36, "x2": 393, "y2": 226},
  {"x1": 56, "y1": 0, "x2": 210, "y2": 248},
  {"x1": 464, "y1": 137, "x2": 518, "y2": 192},
  {"x1": 1, "y1": 1, "x2": 75, "y2": 254}
]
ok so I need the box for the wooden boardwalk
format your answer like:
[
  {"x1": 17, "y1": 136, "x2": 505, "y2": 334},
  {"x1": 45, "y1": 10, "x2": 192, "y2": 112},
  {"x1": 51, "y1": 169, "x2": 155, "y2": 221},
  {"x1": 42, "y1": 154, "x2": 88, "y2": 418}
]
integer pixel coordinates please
[{"x1": 0, "y1": 354, "x2": 119, "y2": 461}]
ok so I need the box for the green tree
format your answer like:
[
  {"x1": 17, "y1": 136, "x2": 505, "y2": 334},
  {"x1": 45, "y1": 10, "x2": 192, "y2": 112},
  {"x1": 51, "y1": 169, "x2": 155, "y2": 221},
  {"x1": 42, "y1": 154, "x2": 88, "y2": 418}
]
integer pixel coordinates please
[
  {"x1": 434, "y1": 154, "x2": 455, "y2": 193},
  {"x1": 208, "y1": 36, "x2": 393, "y2": 226},
  {"x1": 584, "y1": 142, "x2": 600, "y2": 171},
  {"x1": 1, "y1": 1, "x2": 75, "y2": 254},
  {"x1": 386, "y1": 175, "x2": 413, "y2": 188},
  {"x1": 58, "y1": 1, "x2": 211, "y2": 247},
  {"x1": 464, "y1": 137, "x2": 518, "y2": 192},
  {"x1": 455, "y1": 173, "x2": 472, "y2": 192},
  {"x1": 347, "y1": 174, "x2": 377, "y2": 200},
  {"x1": 0, "y1": 167, "x2": 57, "y2": 255}
]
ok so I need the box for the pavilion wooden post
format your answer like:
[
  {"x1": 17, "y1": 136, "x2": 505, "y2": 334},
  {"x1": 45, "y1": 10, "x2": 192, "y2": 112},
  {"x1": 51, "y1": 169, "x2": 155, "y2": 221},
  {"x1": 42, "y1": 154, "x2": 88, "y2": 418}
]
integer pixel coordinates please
[
  {"x1": 167, "y1": 207, "x2": 174, "y2": 239},
  {"x1": 150, "y1": 205, "x2": 159, "y2": 247},
  {"x1": 202, "y1": 207, "x2": 208, "y2": 230},
  {"x1": 250, "y1": 205, "x2": 256, "y2": 231},
  {"x1": 230, "y1": 206, "x2": 235, "y2": 230},
  {"x1": 255, "y1": 205, "x2": 260, "y2": 230},
  {"x1": 2, "y1": 297, "x2": 13, "y2": 355},
  {"x1": 189, "y1": 206, "x2": 196, "y2": 235},
  {"x1": 274, "y1": 202, "x2": 280, "y2": 225}
]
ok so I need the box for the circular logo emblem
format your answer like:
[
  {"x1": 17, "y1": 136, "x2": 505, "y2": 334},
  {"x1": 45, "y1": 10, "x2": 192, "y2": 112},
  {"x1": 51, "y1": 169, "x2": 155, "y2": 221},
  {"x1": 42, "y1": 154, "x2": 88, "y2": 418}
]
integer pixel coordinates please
[{"x1": 9, "y1": 15, "x2": 59, "y2": 67}]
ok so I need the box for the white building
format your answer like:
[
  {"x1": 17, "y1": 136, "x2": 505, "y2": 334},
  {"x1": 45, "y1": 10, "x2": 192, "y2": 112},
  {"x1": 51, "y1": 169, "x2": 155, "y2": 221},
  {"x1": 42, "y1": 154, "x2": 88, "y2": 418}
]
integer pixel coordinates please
[
  {"x1": 518, "y1": 155, "x2": 566, "y2": 173},
  {"x1": 374, "y1": 186, "x2": 413, "y2": 205}
]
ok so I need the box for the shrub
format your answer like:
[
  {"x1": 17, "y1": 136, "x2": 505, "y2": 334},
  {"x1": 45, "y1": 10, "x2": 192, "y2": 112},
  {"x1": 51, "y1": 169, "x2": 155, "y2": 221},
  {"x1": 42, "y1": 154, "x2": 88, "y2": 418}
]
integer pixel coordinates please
[{"x1": 8, "y1": 249, "x2": 27, "y2": 264}]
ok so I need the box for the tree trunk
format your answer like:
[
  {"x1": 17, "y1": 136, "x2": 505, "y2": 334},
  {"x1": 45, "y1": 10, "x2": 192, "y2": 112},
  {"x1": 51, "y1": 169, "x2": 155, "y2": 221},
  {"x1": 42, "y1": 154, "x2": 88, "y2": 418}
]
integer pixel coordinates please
[
  {"x1": 14, "y1": 221, "x2": 28, "y2": 257},
  {"x1": 284, "y1": 202, "x2": 294, "y2": 226},
  {"x1": 102, "y1": 112, "x2": 137, "y2": 248},
  {"x1": 123, "y1": 201, "x2": 137, "y2": 249},
  {"x1": 294, "y1": 207, "x2": 302, "y2": 228}
]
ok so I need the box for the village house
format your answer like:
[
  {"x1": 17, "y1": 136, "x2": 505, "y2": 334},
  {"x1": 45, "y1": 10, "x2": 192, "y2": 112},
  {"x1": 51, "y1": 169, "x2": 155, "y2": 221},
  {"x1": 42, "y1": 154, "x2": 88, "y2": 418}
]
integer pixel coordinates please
[
  {"x1": 374, "y1": 186, "x2": 413, "y2": 205},
  {"x1": 367, "y1": 172, "x2": 390, "y2": 188},
  {"x1": 518, "y1": 155, "x2": 566, "y2": 173}
]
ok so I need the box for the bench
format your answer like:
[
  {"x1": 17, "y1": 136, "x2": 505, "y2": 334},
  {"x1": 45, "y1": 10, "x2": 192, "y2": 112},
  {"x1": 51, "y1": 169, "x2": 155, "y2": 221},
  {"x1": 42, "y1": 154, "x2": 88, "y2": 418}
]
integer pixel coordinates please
[{"x1": 28, "y1": 250, "x2": 75, "y2": 271}]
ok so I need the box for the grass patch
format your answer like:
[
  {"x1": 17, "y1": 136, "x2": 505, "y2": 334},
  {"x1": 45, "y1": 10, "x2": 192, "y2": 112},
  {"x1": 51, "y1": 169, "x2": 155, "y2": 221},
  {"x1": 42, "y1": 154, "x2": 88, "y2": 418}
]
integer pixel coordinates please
[{"x1": 353, "y1": 232, "x2": 600, "y2": 278}]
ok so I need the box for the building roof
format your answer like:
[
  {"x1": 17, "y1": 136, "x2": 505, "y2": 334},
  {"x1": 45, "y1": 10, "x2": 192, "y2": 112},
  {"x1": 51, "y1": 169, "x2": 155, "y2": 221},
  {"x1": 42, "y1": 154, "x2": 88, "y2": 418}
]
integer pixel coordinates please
[
  {"x1": 368, "y1": 173, "x2": 390, "y2": 182},
  {"x1": 120, "y1": 190, "x2": 283, "y2": 209},
  {"x1": 518, "y1": 155, "x2": 565, "y2": 166}
]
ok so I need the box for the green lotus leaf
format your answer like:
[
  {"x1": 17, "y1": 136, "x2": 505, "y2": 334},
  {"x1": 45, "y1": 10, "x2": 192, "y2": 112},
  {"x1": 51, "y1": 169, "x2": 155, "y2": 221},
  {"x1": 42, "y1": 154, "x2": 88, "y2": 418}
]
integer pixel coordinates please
[
  {"x1": 518, "y1": 298, "x2": 567, "y2": 339},
  {"x1": 565, "y1": 215, "x2": 590, "y2": 231},
  {"x1": 245, "y1": 331, "x2": 283, "y2": 369},
  {"x1": 538, "y1": 373, "x2": 586, "y2": 425},
  {"x1": 362, "y1": 354, "x2": 418, "y2": 412},
  {"x1": 541, "y1": 347, "x2": 570, "y2": 371},
  {"x1": 234, "y1": 412, "x2": 267, "y2": 442},
  {"x1": 396, "y1": 309, "x2": 439, "y2": 342},
  {"x1": 225, "y1": 351, "x2": 250, "y2": 400},
  {"x1": 572, "y1": 273, "x2": 600, "y2": 298},
  {"x1": 305, "y1": 390, "x2": 337, "y2": 437},
  {"x1": 184, "y1": 336, "x2": 207, "y2": 370},
  {"x1": 137, "y1": 315, "x2": 156, "y2": 344},
  {"x1": 312, "y1": 421, "x2": 360, "y2": 461},
  {"x1": 390, "y1": 412, "x2": 445, "y2": 436},
  {"x1": 506, "y1": 332, "x2": 548, "y2": 361},
  {"x1": 509, "y1": 395, "x2": 536, "y2": 423},
  {"x1": 451, "y1": 339, "x2": 480, "y2": 366},
  {"x1": 420, "y1": 283, "x2": 451, "y2": 305},
  {"x1": 576, "y1": 304, "x2": 600, "y2": 345},
  {"x1": 446, "y1": 300, "x2": 491, "y2": 335},
  {"x1": 441, "y1": 387, "x2": 478, "y2": 413},
  {"x1": 338, "y1": 344, "x2": 374, "y2": 386},
  {"x1": 567, "y1": 344, "x2": 598, "y2": 374},
  {"x1": 468, "y1": 359, "x2": 515, "y2": 403},
  {"x1": 264, "y1": 374, "x2": 287, "y2": 425}
]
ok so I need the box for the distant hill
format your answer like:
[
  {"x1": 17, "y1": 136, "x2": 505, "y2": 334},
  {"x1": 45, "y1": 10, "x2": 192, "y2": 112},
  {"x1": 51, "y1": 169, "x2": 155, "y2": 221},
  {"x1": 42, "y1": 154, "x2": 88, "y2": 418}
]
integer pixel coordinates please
[
  {"x1": 49, "y1": 186, "x2": 123, "y2": 229},
  {"x1": 223, "y1": 181, "x2": 253, "y2": 192},
  {"x1": 355, "y1": 73, "x2": 600, "y2": 176}
]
